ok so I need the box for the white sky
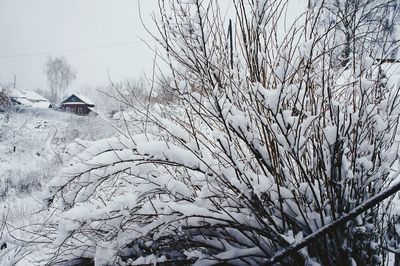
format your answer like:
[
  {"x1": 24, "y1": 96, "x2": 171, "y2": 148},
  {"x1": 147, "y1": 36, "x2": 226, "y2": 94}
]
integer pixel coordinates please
[
  {"x1": 0, "y1": 0, "x2": 158, "y2": 91},
  {"x1": 0, "y1": 0, "x2": 304, "y2": 92}
]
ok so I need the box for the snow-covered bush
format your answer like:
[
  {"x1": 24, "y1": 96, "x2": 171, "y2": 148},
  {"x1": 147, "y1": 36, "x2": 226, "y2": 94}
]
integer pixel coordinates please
[
  {"x1": 0, "y1": 169, "x2": 43, "y2": 199},
  {"x1": 0, "y1": 89, "x2": 11, "y2": 113},
  {"x1": 2, "y1": 0, "x2": 400, "y2": 265}
]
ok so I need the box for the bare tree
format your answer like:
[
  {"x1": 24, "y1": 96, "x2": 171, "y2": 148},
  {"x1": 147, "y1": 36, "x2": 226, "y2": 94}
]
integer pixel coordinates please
[
  {"x1": 44, "y1": 56, "x2": 76, "y2": 103},
  {"x1": 77, "y1": 77, "x2": 150, "y2": 115},
  {"x1": 34, "y1": 88, "x2": 52, "y2": 102}
]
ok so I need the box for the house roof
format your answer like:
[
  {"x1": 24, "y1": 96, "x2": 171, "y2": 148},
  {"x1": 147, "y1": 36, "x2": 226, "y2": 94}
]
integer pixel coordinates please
[
  {"x1": 88, "y1": 107, "x2": 98, "y2": 114},
  {"x1": 62, "y1": 93, "x2": 95, "y2": 106},
  {"x1": 8, "y1": 88, "x2": 49, "y2": 102},
  {"x1": 75, "y1": 93, "x2": 95, "y2": 105},
  {"x1": 23, "y1": 90, "x2": 49, "y2": 102},
  {"x1": 14, "y1": 98, "x2": 33, "y2": 107},
  {"x1": 8, "y1": 88, "x2": 26, "y2": 98},
  {"x1": 62, "y1": 102, "x2": 87, "y2": 105},
  {"x1": 32, "y1": 101, "x2": 52, "y2": 108},
  {"x1": 8, "y1": 88, "x2": 51, "y2": 108}
]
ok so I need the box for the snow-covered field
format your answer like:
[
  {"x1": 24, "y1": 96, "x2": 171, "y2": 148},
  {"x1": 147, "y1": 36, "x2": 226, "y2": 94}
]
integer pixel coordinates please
[
  {"x1": 0, "y1": 108, "x2": 115, "y2": 223},
  {"x1": 0, "y1": 105, "x2": 154, "y2": 265}
]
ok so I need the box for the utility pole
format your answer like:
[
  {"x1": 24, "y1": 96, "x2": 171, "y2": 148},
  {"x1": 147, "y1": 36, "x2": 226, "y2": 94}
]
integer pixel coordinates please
[{"x1": 13, "y1": 75, "x2": 16, "y2": 88}]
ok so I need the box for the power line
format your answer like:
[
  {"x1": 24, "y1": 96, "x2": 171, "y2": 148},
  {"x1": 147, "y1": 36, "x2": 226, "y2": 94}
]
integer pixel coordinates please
[{"x1": 0, "y1": 40, "x2": 145, "y2": 59}]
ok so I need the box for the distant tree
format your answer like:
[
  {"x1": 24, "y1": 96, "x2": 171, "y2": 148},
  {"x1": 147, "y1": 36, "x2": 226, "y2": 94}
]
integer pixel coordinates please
[
  {"x1": 34, "y1": 88, "x2": 52, "y2": 101},
  {"x1": 120, "y1": 77, "x2": 149, "y2": 103},
  {"x1": 44, "y1": 56, "x2": 76, "y2": 103},
  {"x1": 0, "y1": 82, "x2": 14, "y2": 91},
  {"x1": 155, "y1": 77, "x2": 178, "y2": 104},
  {"x1": 78, "y1": 77, "x2": 150, "y2": 115},
  {"x1": 104, "y1": 77, "x2": 150, "y2": 111}
]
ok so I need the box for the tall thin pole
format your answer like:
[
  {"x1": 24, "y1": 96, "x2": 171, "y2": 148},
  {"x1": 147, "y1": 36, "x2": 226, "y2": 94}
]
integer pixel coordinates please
[{"x1": 228, "y1": 19, "x2": 233, "y2": 69}]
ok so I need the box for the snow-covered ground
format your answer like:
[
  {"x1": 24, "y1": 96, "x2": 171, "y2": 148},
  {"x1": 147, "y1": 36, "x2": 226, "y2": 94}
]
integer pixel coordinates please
[
  {"x1": 0, "y1": 107, "x2": 125, "y2": 264},
  {"x1": 0, "y1": 108, "x2": 115, "y2": 222}
]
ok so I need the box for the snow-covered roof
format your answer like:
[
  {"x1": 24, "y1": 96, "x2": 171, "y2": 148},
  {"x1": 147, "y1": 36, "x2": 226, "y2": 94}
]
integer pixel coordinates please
[
  {"x1": 8, "y1": 88, "x2": 51, "y2": 107},
  {"x1": 74, "y1": 93, "x2": 95, "y2": 106},
  {"x1": 8, "y1": 88, "x2": 49, "y2": 102},
  {"x1": 32, "y1": 101, "x2": 51, "y2": 108},
  {"x1": 23, "y1": 90, "x2": 49, "y2": 102},
  {"x1": 15, "y1": 98, "x2": 33, "y2": 107},
  {"x1": 62, "y1": 93, "x2": 95, "y2": 106},
  {"x1": 62, "y1": 102, "x2": 87, "y2": 105},
  {"x1": 88, "y1": 107, "x2": 98, "y2": 114},
  {"x1": 8, "y1": 88, "x2": 26, "y2": 98}
]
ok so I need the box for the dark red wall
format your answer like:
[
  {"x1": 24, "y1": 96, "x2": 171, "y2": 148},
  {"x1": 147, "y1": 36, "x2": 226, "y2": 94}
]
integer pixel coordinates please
[{"x1": 61, "y1": 104, "x2": 91, "y2": 115}]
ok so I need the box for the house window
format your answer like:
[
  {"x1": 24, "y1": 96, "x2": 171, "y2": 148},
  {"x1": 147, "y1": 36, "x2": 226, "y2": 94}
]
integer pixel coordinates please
[{"x1": 77, "y1": 107, "x2": 83, "y2": 114}]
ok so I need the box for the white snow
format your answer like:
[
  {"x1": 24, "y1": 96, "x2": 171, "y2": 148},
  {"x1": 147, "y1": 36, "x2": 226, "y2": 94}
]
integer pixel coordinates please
[
  {"x1": 7, "y1": 88, "x2": 51, "y2": 108},
  {"x1": 74, "y1": 93, "x2": 95, "y2": 105}
]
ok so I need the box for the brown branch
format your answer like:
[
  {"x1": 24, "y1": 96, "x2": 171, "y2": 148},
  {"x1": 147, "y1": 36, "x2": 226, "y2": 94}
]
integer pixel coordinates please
[{"x1": 263, "y1": 180, "x2": 400, "y2": 265}]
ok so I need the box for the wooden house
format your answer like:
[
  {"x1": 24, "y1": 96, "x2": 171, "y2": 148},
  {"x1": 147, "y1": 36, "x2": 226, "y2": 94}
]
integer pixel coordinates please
[
  {"x1": 9, "y1": 88, "x2": 51, "y2": 108},
  {"x1": 60, "y1": 93, "x2": 95, "y2": 115}
]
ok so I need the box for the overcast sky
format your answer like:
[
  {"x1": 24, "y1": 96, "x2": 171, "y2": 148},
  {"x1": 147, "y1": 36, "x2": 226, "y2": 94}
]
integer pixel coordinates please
[
  {"x1": 0, "y1": 0, "x2": 158, "y2": 91},
  {"x1": 0, "y1": 0, "x2": 304, "y2": 93}
]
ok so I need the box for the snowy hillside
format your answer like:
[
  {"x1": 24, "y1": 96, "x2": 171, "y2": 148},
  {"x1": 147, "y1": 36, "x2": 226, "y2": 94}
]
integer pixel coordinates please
[{"x1": 0, "y1": 108, "x2": 115, "y2": 220}]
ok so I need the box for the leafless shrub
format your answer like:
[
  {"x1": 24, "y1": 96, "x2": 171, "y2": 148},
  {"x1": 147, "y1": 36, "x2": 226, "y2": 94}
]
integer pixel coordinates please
[{"x1": 2, "y1": 0, "x2": 400, "y2": 265}]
